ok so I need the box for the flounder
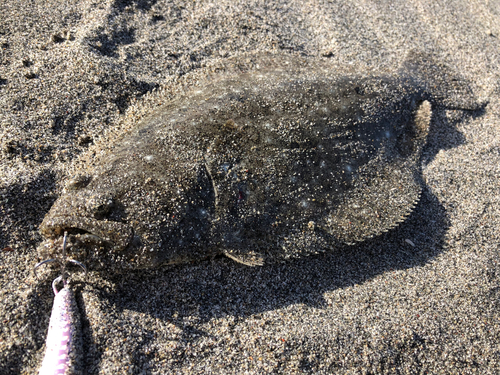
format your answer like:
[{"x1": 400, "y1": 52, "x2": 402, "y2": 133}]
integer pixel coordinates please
[{"x1": 38, "y1": 53, "x2": 479, "y2": 270}]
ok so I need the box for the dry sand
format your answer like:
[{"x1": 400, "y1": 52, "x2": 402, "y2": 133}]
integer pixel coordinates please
[{"x1": 1, "y1": 0, "x2": 499, "y2": 374}]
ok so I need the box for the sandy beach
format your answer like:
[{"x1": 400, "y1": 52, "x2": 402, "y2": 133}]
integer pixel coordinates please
[{"x1": 1, "y1": 0, "x2": 499, "y2": 373}]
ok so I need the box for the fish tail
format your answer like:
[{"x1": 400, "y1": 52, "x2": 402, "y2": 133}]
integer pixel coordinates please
[{"x1": 401, "y1": 50, "x2": 483, "y2": 111}]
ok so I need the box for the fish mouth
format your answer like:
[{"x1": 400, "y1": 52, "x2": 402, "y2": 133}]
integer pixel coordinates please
[{"x1": 40, "y1": 216, "x2": 134, "y2": 253}]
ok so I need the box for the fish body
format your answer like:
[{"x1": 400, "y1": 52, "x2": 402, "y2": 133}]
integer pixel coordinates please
[
  {"x1": 39, "y1": 283, "x2": 81, "y2": 375},
  {"x1": 38, "y1": 53, "x2": 478, "y2": 270}
]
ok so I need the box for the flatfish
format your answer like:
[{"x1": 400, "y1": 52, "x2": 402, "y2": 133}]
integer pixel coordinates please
[{"x1": 38, "y1": 52, "x2": 479, "y2": 270}]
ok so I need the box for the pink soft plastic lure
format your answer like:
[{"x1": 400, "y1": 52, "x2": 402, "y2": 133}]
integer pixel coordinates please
[{"x1": 38, "y1": 276, "x2": 81, "y2": 375}]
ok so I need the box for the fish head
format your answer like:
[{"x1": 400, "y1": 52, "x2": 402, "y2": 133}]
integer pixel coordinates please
[
  {"x1": 38, "y1": 171, "x2": 135, "y2": 267},
  {"x1": 39, "y1": 146, "x2": 216, "y2": 269}
]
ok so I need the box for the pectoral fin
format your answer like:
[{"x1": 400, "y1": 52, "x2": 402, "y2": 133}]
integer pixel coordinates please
[{"x1": 224, "y1": 249, "x2": 265, "y2": 266}]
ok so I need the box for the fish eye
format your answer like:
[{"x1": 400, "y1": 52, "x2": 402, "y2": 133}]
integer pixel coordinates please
[
  {"x1": 66, "y1": 174, "x2": 92, "y2": 190},
  {"x1": 90, "y1": 196, "x2": 114, "y2": 218}
]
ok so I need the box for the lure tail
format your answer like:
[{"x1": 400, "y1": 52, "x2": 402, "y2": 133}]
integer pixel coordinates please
[{"x1": 39, "y1": 281, "x2": 82, "y2": 375}]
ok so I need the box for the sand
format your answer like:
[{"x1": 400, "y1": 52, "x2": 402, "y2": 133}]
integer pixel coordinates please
[{"x1": 0, "y1": 0, "x2": 499, "y2": 374}]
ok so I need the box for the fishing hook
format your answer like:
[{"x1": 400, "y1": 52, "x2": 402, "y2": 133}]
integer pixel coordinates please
[{"x1": 34, "y1": 231, "x2": 88, "y2": 281}]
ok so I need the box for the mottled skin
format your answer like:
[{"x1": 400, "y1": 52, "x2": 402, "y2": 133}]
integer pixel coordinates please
[{"x1": 38, "y1": 53, "x2": 478, "y2": 270}]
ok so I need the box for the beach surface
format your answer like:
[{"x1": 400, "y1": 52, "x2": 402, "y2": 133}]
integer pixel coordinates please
[{"x1": 1, "y1": 0, "x2": 499, "y2": 373}]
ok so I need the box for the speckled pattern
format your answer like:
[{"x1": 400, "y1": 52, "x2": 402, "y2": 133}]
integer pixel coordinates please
[
  {"x1": 0, "y1": 0, "x2": 499, "y2": 374},
  {"x1": 37, "y1": 53, "x2": 469, "y2": 271}
]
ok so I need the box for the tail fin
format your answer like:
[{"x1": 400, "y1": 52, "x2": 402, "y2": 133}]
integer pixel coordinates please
[{"x1": 401, "y1": 51, "x2": 484, "y2": 111}]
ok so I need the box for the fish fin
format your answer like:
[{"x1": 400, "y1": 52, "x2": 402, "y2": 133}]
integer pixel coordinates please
[
  {"x1": 321, "y1": 160, "x2": 422, "y2": 244},
  {"x1": 224, "y1": 249, "x2": 265, "y2": 266},
  {"x1": 397, "y1": 100, "x2": 432, "y2": 157},
  {"x1": 402, "y1": 50, "x2": 483, "y2": 111},
  {"x1": 414, "y1": 100, "x2": 432, "y2": 138}
]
